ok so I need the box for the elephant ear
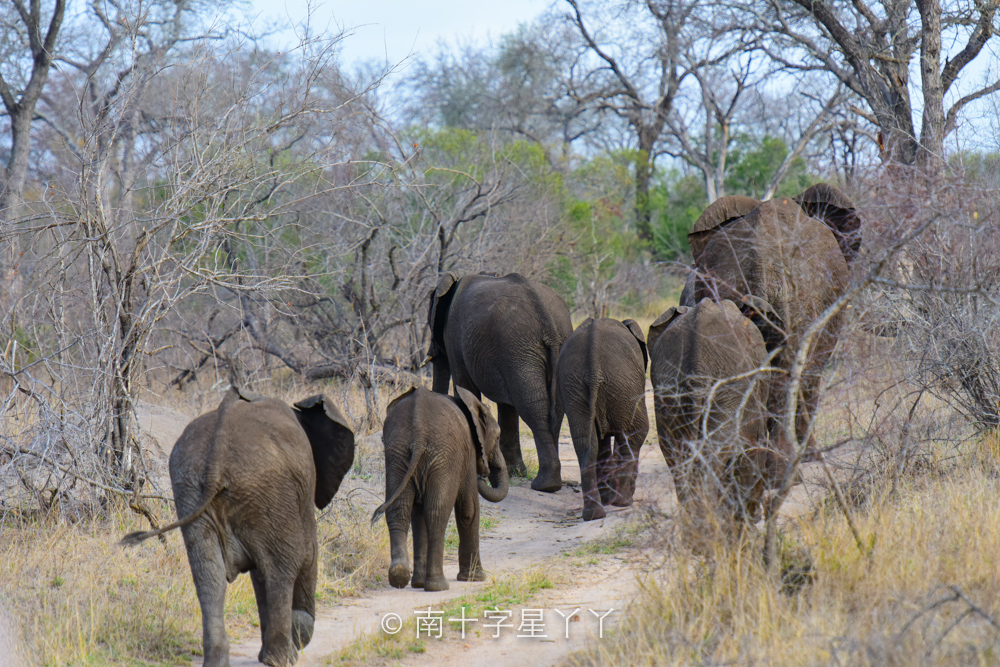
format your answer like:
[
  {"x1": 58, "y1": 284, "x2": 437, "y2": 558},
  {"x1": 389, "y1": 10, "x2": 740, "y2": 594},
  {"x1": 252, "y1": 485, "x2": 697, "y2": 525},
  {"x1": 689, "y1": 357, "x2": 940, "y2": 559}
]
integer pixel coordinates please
[
  {"x1": 452, "y1": 386, "x2": 494, "y2": 470},
  {"x1": 622, "y1": 319, "x2": 648, "y2": 371},
  {"x1": 793, "y1": 183, "x2": 862, "y2": 264},
  {"x1": 687, "y1": 195, "x2": 761, "y2": 264},
  {"x1": 292, "y1": 394, "x2": 356, "y2": 510},
  {"x1": 647, "y1": 306, "x2": 689, "y2": 353},
  {"x1": 234, "y1": 386, "x2": 260, "y2": 402},
  {"x1": 385, "y1": 387, "x2": 417, "y2": 417},
  {"x1": 427, "y1": 273, "x2": 460, "y2": 360}
]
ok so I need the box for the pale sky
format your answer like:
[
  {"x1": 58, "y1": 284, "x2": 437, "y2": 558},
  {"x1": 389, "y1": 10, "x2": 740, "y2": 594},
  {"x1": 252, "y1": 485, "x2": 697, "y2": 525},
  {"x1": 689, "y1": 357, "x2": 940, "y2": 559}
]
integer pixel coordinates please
[{"x1": 248, "y1": 0, "x2": 550, "y2": 69}]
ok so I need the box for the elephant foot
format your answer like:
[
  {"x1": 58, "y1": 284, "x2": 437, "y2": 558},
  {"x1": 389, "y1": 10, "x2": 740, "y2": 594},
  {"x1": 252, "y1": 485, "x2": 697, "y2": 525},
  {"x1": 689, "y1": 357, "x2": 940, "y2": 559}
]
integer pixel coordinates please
[
  {"x1": 292, "y1": 610, "x2": 314, "y2": 649},
  {"x1": 423, "y1": 576, "x2": 450, "y2": 592},
  {"x1": 389, "y1": 562, "x2": 410, "y2": 589},
  {"x1": 582, "y1": 505, "x2": 607, "y2": 521},
  {"x1": 259, "y1": 643, "x2": 297, "y2": 667},
  {"x1": 531, "y1": 467, "x2": 562, "y2": 493},
  {"x1": 458, "y1": 565, "x2": 487, "y2": 582},
  {"x1": 204, "y1": 644, "x2": 231, "y2": 667},
  {"x1": 611, "y1": 495, "x2": 633, "y2": 508}
]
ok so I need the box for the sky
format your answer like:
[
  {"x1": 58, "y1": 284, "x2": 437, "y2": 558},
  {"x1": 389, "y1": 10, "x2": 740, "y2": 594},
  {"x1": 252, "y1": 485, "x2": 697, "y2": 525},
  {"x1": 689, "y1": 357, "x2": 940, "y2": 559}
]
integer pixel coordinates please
[{"x1": 247, "y1": 0, "x2": 549, "y2": 70}]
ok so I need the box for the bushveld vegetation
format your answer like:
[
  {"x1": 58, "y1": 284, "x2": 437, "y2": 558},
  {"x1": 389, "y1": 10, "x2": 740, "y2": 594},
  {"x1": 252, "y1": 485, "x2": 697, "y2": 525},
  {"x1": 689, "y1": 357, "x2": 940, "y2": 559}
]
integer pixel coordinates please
[{"x1": 1, "y1": 0, "x2": 999, "y2": 664}]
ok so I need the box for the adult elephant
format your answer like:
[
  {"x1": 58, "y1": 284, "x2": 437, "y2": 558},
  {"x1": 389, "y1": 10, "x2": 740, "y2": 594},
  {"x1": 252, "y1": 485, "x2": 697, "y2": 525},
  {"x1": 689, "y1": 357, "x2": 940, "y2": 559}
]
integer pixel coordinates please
[
  {"x1": 555, "y1": 317, "x2": 649, "y2": 521},
  {"x1": 688, "y1": 197, "x2": 850, "y2": 449},
  {"x1": 679, "y1": 195, "x2": 760, "y2": 307},
  {"x1": 428, "y1": 272, "x2": 573, "y2": 492},
  {"x1": 793, "y1": 183, "x2": 863, "y2": 265},
  {"x1": 647, "y1": 298, "x2": 786, "y2": 528},
  {"x1": 121, "y1": 388, "x2": 355, "y2": 667},
  {"x1": 372, "y1": 386, "x2": 507, "y2": 591}
]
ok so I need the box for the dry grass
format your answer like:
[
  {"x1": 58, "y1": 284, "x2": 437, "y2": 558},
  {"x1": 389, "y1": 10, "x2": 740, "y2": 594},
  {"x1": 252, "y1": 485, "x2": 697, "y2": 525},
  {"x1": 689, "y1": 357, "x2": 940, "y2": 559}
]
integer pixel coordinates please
[
  {"x1": 0, "y1": 495, "x2": 397, "y2": 665},
  {"x1": 0, "y1": 505, "x2": 257, "y2": 666},
  {"x1": 0, "y1": 375, "x2": 409, "y2": 666},
  {"x1": 569, "y1": 461, "x2": 1000, "y2": 666}
]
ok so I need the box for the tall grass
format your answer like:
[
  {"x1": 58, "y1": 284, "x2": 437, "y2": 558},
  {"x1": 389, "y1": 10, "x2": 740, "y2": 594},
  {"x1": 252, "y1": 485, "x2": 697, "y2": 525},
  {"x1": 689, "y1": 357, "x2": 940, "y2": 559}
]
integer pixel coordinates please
[{"x1": 570, "y1": 465, "x2": 1000, "y2": 666}]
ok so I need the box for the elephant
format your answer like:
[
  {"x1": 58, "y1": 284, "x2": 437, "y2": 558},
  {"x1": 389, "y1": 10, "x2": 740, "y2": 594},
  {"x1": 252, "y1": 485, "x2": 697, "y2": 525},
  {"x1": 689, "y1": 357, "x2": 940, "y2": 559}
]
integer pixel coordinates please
[
  {"x1": 647, "y1": 298, "x2": 786, "y2": 528},
  {"x1": 428, "y1": 272, "x2": 573, "y2": 492},
  {"x1": 555, "y1": 317, "x2": 649, "y2": 521},
  {"x1": 686, "y1": 196, "x2": 850, "y2": 450},
  {"x1": 121, "y1": 387, "x2": 356, "y2": 667},
  {"x1": 679, "y1": 195, "x2": 761, "y2": 307},
  {"x1": 793, "y1": 183, "x2": 863, "y2": 265},
  {"x1": 371, "y1": 385, "x2": 508, "y2": 591}
]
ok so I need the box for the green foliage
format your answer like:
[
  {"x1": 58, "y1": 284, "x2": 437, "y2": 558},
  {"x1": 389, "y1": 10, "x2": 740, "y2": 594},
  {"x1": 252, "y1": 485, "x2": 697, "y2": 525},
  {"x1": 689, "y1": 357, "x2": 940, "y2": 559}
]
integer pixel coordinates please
[
  {"x1": 950, "y1": 150, "x2": 1000, "y2": 188},
  {"x1": 726, "y1": 135, "x2": 812, "y2": 199},
  {"x1": 649, "y1": 173, "x2": 707, "y2": 262},
  {"x1": 545, "y1": 151, "x2": 643, "y2": 306}
]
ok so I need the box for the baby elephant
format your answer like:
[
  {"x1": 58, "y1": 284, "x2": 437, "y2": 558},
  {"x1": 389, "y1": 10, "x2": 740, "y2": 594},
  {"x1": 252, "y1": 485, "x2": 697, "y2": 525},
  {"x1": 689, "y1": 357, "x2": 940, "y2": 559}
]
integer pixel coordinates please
[
  {"x1": 372, "y1": 386, "x2": 508, "y2": 591},
  {"x1": 556, "y1": 318, "x2": 649, "y2": 521}
]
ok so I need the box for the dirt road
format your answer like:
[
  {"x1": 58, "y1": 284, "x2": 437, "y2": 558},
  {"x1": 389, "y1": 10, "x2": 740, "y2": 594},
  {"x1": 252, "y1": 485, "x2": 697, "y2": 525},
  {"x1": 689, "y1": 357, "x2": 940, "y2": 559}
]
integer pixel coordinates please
[{"x1": 210, "y1": 423, "x2": 678, "y2": 667}]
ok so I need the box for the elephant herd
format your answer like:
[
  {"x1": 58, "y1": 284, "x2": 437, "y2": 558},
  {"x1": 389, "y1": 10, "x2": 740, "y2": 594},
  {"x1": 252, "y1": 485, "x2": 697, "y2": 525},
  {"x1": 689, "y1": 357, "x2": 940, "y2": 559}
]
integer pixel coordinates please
[{"x1": 121, "y1": 183, "x2": 862, "y2": 666}]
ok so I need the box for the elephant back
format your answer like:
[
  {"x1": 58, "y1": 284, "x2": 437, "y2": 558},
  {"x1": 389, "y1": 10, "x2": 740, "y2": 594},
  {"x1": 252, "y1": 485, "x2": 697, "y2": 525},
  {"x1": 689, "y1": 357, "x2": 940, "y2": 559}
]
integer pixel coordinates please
[
  {"x1": 696, "y1": 198, "x2": 849, "y2": 337},
  {"x1": 650, "y1": 298, "x2": 769, "y2": 454},
  {"x1": 557, "y1": 318, "x2": 647, "y2": 432},
  {"x1": 687, "y1": 195, "x2": 761, "y2": 263}
]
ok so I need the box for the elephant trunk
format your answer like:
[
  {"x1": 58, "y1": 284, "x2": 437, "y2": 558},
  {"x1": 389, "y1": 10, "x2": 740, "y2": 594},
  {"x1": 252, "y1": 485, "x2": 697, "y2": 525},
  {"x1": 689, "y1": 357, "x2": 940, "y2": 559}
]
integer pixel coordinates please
[{"x1": 478, "y1": 449, "x2": 509, "y2": 503}]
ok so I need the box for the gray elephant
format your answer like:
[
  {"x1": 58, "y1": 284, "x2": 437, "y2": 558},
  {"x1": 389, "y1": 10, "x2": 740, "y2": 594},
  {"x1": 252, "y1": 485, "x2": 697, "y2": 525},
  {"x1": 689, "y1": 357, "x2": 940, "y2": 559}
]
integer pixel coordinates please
[
  {"x1": 793, "y1": 183, "x2": 863, "y2": 265},
  {"x1": 648, "y1": 298, "x2": 785, "y2": 527},
  {"x1": 428, "y1": 272, "x2": 573, "y2": 492},
  {"x1": 372, "y1": 386, "x2": 508, "y2": 591},
  {"x1": 688, "y1": 197, "x2": 850, "y2": 450},
  {"x1": 121, "y1": 388, "x2": 355, "y2": 667},
  {"x1": 555, "y1": 317, "x2": 649, "y2": 521}
]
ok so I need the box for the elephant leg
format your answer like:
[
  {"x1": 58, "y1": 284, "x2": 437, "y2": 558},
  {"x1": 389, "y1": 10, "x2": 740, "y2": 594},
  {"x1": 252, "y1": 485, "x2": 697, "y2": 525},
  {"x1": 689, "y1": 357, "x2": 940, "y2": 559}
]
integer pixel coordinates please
[
  {"x1": 181, "y1": 524, "x2": 230, "y2": 667},
  {"x1": 385, "y1": 485, "x2": 414, "y2": 590},
  {"x1": 596, "y1": 435, "x2": 615, "y2": 506},
  {"x1": 256, "y1": 568, "x2": 297, "y2": 667},
  {"x1": 497, "y1": 403, "x2": 527, "y2": 478},
  {"x1": 455, "y1": 477, "x2": 485, "y2": 581},
  {"x1": 610, "y1": 425, "x2": 646, "y2": 507},
  {"x1": 522, "y1": 408, "x2": 562, "y2": 493},
  {"x1": 570, "y1": 418, "x2": 605, "y2": 521},
  {"x1": 291, "y1": 555, "x2": 317, "y2": 650},
  {"x1": 250, "y1": 569, "x2": 270, "y2": 649},
  {"x1": 410, "y1": 503, "x2": 427, "y2": 589},
  {"x1": 422, "y1": 503, "x2": 451, "y2": 591}
]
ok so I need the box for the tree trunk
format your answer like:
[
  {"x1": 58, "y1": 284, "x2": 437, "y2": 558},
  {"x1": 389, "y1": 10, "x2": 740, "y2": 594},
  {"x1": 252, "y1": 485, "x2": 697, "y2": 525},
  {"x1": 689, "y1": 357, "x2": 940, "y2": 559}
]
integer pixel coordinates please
[
  {"x1": 916, "y1": 0, "x2": 946, "y2": 167},
  {"x1": 634, "y1": 127, "x2": 657, "y2": 243}
]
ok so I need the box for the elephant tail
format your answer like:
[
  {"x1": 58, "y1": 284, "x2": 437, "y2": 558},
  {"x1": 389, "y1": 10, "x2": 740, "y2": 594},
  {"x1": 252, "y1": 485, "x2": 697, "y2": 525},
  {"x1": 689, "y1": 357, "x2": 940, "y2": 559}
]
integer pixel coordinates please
[
  {"x1": 370, "y1": 442, "x2": 423, "y2": 525},
  {"x1": 119, "y1": 488, "x2": 222, "y2": 547},
  {"x1": 547, "y1": 342, "x2": 562, "y2": 436},
  {"x1": 120, "y1": 388, "x2": 240, "y2": 548}
]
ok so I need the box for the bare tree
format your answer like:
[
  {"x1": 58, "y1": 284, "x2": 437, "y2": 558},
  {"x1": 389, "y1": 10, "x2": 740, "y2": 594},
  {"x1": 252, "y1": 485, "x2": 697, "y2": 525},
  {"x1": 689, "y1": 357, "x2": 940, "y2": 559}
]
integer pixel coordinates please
[
  {"x1": 563, "y1": 0, "x2": 718, "y2": 240},
  {"x1": 0, "y1": 0, "x2": 65, "y2": 217},
  {"x1": 749, "y1": 0, "x2": 1000, "y2": 167}
]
